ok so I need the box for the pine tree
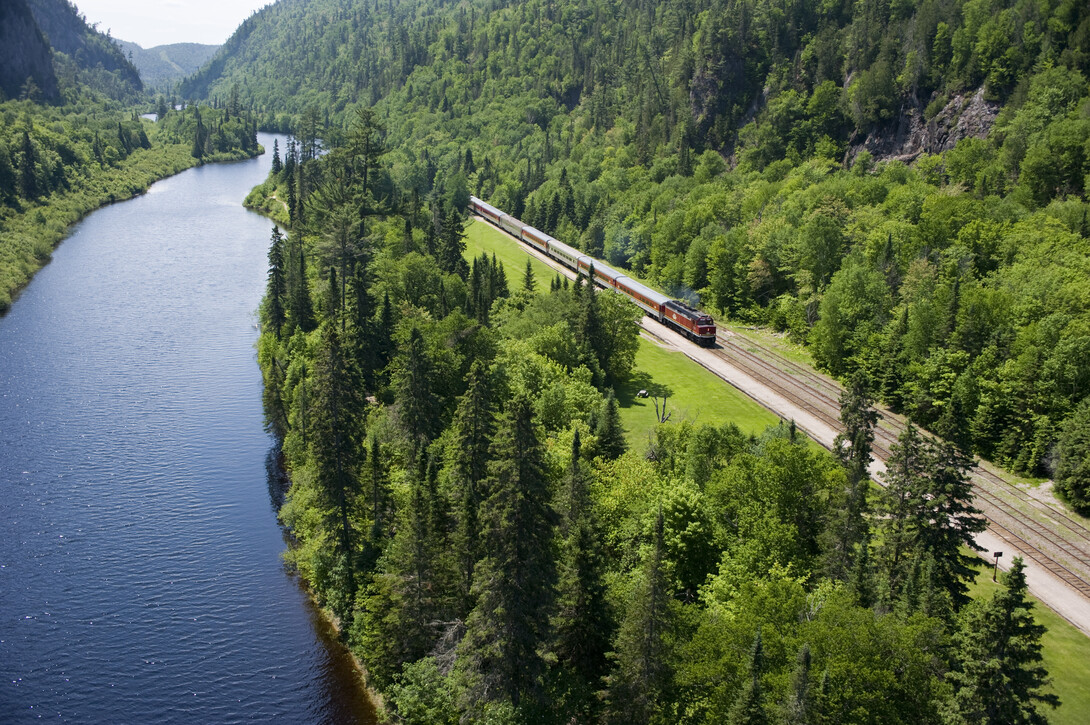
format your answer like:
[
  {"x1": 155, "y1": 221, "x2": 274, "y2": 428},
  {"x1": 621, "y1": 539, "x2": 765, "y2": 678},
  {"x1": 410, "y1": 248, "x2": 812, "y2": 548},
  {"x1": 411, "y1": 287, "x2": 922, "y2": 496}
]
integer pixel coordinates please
[
  {"x1": 523, "y1": 258, "x2": 536, "y2": 293},
  {"x1": 287, "y1": 235, "x2": 315, "y2": 333},
  {"x1": 449, "y1": 362, "x2": 496, "y2": 612},
  {"x1": 916, "y1": 440, "x2": 986, "y2": 607},
  {"x1": 457, "y1": 397, "x2": 557, "y2": 714},
  {"x1": 394, "y1": 327, "x2": 441, "y2": 453},
  {"x1": 438, "y1": 207, "x2": 469, "y2": 277},
  {"x1": 553, "y1": 430, "x2": 611, "y2": 711},
  {"x1": 783, "y1": 644, "x2": 815, "y2": 725},
  {"x1": 605, "y1": 507, "x2": 676, "y2": 724},
  {"x1": 264, "y1": 227, "x2": 287, "y2": 336},
  {"x1": 595, "y1": 390, "x2": 628, "y2": 460},
  {"x1": 943, "y1": 558, "x2": 1059, "y2": 724},
  {"x1": 823, "y1": 372, "x2": 878, "y2": 580},
  {"x1": 271, "y1": 138, "x2": 282, "y2": 174},
  {"x1": 728, "y1": 630, "x2": 769, "y2": 725},
  {"x1": 309, "y1": 320, "x2": 366, "y2": 616},
  {"x1": 878, "y1": 421, "x2": 928, "y2": 593}
]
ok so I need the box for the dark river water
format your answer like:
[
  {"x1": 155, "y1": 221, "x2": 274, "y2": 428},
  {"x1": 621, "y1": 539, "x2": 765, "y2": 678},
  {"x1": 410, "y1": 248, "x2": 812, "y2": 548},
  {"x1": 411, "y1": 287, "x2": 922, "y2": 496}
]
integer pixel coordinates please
[{"x1": 0, "y1": 135, "x2": 377, "y2": 723}]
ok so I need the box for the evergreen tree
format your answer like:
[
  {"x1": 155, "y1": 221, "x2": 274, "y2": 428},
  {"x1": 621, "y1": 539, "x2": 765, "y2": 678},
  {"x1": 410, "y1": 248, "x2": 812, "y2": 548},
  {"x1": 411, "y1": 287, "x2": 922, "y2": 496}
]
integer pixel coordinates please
[
  {"x1": 287, "y1": 235, "x2": 315, "y2": 332},
  {"x1": 878, "y1": 421, "x2": 928, "y2": 593},
  {"x1": 449, "y1": 361, "x2": 496, "y2": 612},
  {"x1": 728, "y1": 630, "x2": 768, "y2": 725},
  {"x1": 394, "y1": 327, "x2": 441, "y2": 453},
  {"x1": 553, "y1": 430, "x2": 612, "y2": 711},
  {"x1": 457, "y1": 397, "x2": 557, "y2": 714},
  {"x1": 606, "y1": 507, "x2": 676, "y2": 724},
  {"x1": 824, "y1": 372, "x2": 878, "y2": 580},
  {"x1": 437, "y1": 207, "x2": 469, "y2": 278},
  {"x1": 595, "y1": 390, "x2": 628, "y2": 460},
  {"x1": 271, "y1": 138, "x2": 282, "y2": 174},
  {"x1": 916, "y1": 440, "x2": 986, "y2": 608},
  {"x1": 348, "y1": 260, "x2": 378, "y2": 391},
  {"x1": 309, "y1": 320, "x2": 365, "y2": 615},
  {"x1": 523, "y1": 258, "x2": 536, "y2": 293},
  {"x1": 943, "y1": 558, "x2": 1059, "y2": 724},
  {"x1": 264, "y1": 226, "x2": 287, "y2": 336},
  {"x1": 783, "y1": 643, "x2": 815, "y2": 725}
]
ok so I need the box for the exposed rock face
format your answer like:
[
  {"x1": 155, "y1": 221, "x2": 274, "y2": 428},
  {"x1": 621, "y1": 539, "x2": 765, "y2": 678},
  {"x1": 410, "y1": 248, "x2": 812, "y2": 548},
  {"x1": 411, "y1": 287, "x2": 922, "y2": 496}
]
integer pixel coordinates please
[
  {"x1": 0, "y1": 0, "x2": 58, "y2": 102},
  {"x1": 848, "y1": 88, "x2": 1000, "y2": 163}
]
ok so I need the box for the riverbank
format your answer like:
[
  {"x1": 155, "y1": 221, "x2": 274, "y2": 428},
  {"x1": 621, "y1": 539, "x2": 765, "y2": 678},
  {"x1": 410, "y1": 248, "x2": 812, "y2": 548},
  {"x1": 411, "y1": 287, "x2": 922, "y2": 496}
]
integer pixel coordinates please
[{"x1": 0, "y1": 131, "x2": 260, "y2": 315}]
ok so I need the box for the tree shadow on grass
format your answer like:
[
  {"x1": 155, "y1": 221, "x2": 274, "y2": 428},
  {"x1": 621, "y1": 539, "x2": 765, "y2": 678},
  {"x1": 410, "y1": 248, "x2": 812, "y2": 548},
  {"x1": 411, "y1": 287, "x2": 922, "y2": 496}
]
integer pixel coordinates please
[{"x1": 616, "y1": 370, "x2": 673, "y2": 409}]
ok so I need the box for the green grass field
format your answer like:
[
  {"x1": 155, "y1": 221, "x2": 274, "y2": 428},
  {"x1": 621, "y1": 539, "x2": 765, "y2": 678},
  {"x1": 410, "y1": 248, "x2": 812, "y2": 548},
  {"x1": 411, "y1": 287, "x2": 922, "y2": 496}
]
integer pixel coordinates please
[
  {"x1": 617, "y1": 338, "x2": 779, "y2": 448},
  {"x1": 966, "y1": 562, "x2": 1090, "y2": 725}
]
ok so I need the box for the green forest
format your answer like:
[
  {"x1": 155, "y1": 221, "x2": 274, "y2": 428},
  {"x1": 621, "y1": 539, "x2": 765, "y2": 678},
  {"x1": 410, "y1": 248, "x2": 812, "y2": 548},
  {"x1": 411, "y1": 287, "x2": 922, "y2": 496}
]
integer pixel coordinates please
[
  {"x1": 249, "y1": 105, "x2": 1069, "y2": 721},
  {"x1": 195, "y1": 0, "x2": 1090, "y2": 721},
  {"x1": 199, "y1": 0, "x2": 1090, "y2": 503},
  {"x1": 5, "y1": 0, "x2": 1090, "y2": 720}
]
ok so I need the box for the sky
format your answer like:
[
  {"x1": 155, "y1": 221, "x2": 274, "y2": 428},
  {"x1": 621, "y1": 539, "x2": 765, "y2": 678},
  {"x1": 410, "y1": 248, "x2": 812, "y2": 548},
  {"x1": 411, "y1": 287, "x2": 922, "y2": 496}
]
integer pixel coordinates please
[{"x1": 73, "y1": 0, "x2": 273, "y2": 48}]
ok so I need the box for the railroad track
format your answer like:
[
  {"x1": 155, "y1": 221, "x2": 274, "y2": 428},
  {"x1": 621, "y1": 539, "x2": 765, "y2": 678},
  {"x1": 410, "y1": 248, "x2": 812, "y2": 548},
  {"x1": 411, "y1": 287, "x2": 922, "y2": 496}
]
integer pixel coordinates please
[{"x1": 713, "y1": 331, "x2": 1090, "y2": 600}]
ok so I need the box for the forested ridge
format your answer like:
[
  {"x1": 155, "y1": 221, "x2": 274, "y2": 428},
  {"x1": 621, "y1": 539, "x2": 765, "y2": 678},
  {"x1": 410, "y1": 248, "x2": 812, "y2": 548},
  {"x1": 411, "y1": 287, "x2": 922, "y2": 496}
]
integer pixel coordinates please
[{"x1": 200, "y1": 0, "x2": 1090, "y2": 503}]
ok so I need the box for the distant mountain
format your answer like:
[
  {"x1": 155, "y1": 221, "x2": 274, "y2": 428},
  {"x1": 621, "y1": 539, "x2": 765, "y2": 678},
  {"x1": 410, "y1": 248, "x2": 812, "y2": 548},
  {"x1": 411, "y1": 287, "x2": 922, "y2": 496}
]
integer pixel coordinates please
[
  {"x1": 0, "y1": 0, "x2": 59, "y2": 101},
  {"x1": 25, "y1": 0, "x2": 142, "y2": 98},
  {"x1": 116, "y1": 40, "x2": 220, "y2": 90}
]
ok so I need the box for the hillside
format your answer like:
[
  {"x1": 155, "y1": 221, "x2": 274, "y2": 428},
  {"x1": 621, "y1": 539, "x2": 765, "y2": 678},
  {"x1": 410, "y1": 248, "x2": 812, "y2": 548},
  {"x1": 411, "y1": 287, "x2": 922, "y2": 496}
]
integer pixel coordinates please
[
  {"x1": 197, "y1": 0, "x2": 1090, "y2": 483},
  {"x1": 26, "y1": 0, "x2": 142, "y2": 99},
  {"x1": 116, "y1": 40, "x2": 220, "y2": 90},
  {"x1": 0, "y1": 0, "x2": 59, "y2": 102},
  {"x1": 206, "y1": 0, "x2": 1090, "y2": 722}
]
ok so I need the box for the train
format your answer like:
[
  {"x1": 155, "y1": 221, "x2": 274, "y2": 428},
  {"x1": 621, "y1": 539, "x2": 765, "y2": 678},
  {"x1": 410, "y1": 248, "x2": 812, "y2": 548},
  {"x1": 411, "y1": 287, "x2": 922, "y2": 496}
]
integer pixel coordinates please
[{"x1": 469, "y1": 196, "x2": 717, "y2": 347}]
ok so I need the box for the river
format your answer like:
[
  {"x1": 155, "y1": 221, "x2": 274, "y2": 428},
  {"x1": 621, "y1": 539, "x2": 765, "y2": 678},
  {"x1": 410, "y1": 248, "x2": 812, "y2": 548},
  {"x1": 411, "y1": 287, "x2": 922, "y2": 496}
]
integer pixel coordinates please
[{"x1": 0, "y1": 134, "x2": 377, "y2": 723}]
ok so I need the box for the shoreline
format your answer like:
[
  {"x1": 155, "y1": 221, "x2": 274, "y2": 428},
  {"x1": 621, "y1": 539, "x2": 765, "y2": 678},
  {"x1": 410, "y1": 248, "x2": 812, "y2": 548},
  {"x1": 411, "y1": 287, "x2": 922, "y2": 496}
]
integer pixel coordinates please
[{"x1": 0, "y1": 145, "x2": 262, "y2": 316}]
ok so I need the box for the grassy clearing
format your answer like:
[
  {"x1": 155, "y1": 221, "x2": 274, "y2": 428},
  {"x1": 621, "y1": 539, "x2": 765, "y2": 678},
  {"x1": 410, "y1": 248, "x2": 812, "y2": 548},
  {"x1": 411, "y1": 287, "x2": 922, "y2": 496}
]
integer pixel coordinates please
[
  {"x1": 966, "y1": 562, "x2": 1090, "y2": 725},
  {"x1": 616, "y1": 337, "x2": 780, "y2": 449}
]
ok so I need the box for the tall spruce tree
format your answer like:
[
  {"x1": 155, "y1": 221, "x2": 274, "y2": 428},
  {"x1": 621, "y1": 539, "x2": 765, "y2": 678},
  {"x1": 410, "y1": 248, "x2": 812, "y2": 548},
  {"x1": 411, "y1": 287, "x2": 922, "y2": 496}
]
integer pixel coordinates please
[
  {"x1": 605, "y1": 507, "x2": 676, "y2": 724},
  {"x1": 553, "y1": 430, "x2": 611, "y2": 712},
  {"x1": 449, "y1": 362, "x2": 496, "y2": 613},
  {"x1": 878, "y1": 421, "x2": 928, "y2": 593},
  {"x1": 783, "y1": 643, "x2": 816, "y2": 725},
  {"x1": 265, "y1": 227, "x2": 287, "y2": 336},
  {"x1": 595, "y1": 390, "x2": 628, "y2": 460},
  {"x1": 916, "y1": 440, "x2": 986, "y2": 608},
  {"x1": 309, "y1": 320, "x2": 365, "y2": 615},
  {"x1": 824, "y1": 372, "x2": 878, "y2": 580},
  {"x1": 394, "y1": 327, "x2": 441, "y2": 453},
  {"x1": 457, "y1": 397, "x2": 557, "y2": 714},
  {"x1": 728, "y1": 630, "x2": 769, "y2": 725},
  {"x1": 438, "y1": 207, "x2": 469, "y2": 278},
  {"x1": 523, "y1": 258, "x2": 537, "y2": 293},
  {"x1": 943, "y1": 558, "x2": 1059, "y2": 724}
]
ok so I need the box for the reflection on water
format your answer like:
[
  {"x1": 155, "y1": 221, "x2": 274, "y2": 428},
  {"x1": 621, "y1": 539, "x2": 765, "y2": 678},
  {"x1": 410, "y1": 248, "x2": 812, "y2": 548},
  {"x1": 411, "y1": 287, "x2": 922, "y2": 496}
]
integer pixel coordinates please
[{"x1": 0, "y1": 134, "x2": 377, "y2": 724}]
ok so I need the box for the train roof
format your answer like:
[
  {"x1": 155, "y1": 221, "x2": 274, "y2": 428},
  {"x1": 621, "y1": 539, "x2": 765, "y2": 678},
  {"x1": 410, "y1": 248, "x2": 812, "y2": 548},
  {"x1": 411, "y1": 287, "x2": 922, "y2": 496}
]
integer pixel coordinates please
[
  {"x1": 616, "y1": 276, "x2": 671, "y2": 306},
  {"x1": 469, "y1": 196, "x2": 502, "y2": 218}
]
